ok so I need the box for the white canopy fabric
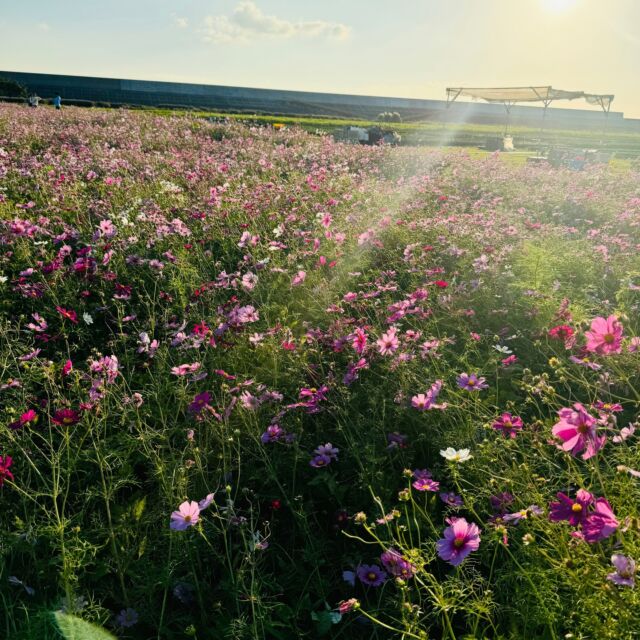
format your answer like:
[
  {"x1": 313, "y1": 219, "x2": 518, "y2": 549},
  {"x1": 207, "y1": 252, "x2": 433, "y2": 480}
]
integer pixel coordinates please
[
  {"x1": 446, "y1": 86, "x2": 614, "y2": 113},
  {"x1": 446, "y1": 86, "x2": 584, "y2": 103}
]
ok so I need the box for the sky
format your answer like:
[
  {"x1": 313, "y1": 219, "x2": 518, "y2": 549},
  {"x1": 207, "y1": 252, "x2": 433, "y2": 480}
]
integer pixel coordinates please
[{"x1": 1, "y1": 0, "x2": 639, "y2": 117}]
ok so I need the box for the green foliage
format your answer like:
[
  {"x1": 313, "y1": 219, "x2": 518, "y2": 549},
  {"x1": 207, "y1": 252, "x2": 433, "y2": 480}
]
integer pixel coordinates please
[{"x1": 53, "y1": 613, "x2": 117, "y2": 640}]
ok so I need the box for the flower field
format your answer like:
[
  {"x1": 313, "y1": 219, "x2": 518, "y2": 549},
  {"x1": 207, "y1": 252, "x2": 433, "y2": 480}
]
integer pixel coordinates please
[{"x1": 1, "y1": 103, "x2": 640, "y2": 639}]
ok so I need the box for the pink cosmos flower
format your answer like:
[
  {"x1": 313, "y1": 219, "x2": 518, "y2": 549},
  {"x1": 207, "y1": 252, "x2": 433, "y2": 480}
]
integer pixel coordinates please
[
  {"x1": 377, "y1": 327, "x2": 399, "y2": 356},
  {"x1": 291, "y1": 270, "x2": 306, "y2": 286},
  {"x1": 584, "y1": 315, "x2": 623, "y2": 355},
  {"x1": 582, "y1": 498, "x2": 619, "y2": 543},
  {"x1": 436, "y1": 517, "x2": 481, "y2": 566},
  {"x1": 171, "y1": 362, "x2": 201, "y2": 376},
  {"x1": 411, "y1": 380, "x2": 445, "y2": 411},
  {"x1": 170, "y1": 500, "x2": 200, "y2": 530},
  {"x1": 552, "y1": 403, "x2": 605, "y2": 460}
]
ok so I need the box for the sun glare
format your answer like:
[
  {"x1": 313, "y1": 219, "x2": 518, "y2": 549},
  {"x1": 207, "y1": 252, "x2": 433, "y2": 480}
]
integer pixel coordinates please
[{"x1": 541, "y1": 0, "x2": 578, "y2": 13}]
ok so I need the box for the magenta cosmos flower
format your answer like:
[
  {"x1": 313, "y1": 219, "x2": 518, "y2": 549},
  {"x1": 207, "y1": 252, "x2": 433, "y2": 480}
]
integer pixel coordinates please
[
  {"x1": 0, "y1": 455, "x2": 14, "y2": 487},
  {"x1": 549, "y1": 489, "x2": 594, "y2": 526},
  {"x1": 52, "y1": 408, "x2": 81, "y2": 426},
  {"x1": 582, "y1": 498, "x2": 619, "y2": 543},
  {"x1": 551, "y1": 403, "x2": 605, "y2": 460},
  {"x1": 437, "y1": 517, "x2": 480, "y2": 566},
  {"x1": 584, "y1": 315, "x2": 623, "y2": 355},
  {"x1": 492, "y1": 413, "x2": 523, "y2": 438},
  {"x1": 412, "y1": 469, "x2": 440, "y2": 492},
  {"x1": 607, "y1": 554, "x2": 636, "y2": 587},
  {"x1": 170, "y1": 500, "x2": 200, "y2": 530}
]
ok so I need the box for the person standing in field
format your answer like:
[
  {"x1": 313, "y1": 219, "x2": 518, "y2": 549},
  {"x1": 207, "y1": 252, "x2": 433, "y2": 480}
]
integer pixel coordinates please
[
  {"x1": 28, "y1": 93, "x2": 40, "y2": 108},
  {"x1": 53, "y1": 94, "x2": 62, "y2": 110}
]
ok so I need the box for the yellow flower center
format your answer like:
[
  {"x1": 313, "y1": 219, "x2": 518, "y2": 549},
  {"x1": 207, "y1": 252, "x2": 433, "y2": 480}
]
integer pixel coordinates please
[
  {"x1": 453, "y1": 537, "x2": 465, "y2": 548},
  {"x1": 571, "y1": 504, "x2": 582, "y2": 512},
  {"x1": 184, "y1": 515, "x2": 191, "y2": 522},
  {"x1": 604, "y1": 333, "x2": 615, "y2": 344}
]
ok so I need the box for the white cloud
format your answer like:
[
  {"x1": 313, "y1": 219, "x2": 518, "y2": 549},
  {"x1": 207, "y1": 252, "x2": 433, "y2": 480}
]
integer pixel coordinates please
[
  {"x1": 174, "y1": 16, "x2": 189, "y2": 29},
  {"x1": 36, "y1": 22, "x2": 51, "y2": 32},
  {"x1": 201, "y1": 1, "x2": 350, "y2": 44}
]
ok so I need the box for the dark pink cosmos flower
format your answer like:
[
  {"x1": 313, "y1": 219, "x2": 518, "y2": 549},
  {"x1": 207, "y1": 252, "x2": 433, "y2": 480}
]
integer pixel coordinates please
[
  {"x1": 52, "y1": 408, "x2": 81, "y2": 426},
  {"x1": 62, "y1": 359, "x2": 73, "y2": 376},
  {"x1": 188, "y1": 392, "x2": 211, "y2": 415},
  {"x1": 552, "y1": 403, "x2": 605, "y2": 460},
  {"x1": 436, "y1": 517, "x2": 481, "y2": 566},
  {"x1": 352, "y1": 327, "x2": 367, "y2": 354},
  {"x1": 548, "y1": 325, "x2": 574, "y2": 341},
  {"x1": 0, "y1": 455, "x2": 14, "y2": 486},
  {"x1": 584, "y1": 315, "x2": 623, "y2": 355},
  {"x1": 492, "y1": 413, "x2": 523, "y2": 438},
  {"x1": 9, "y1": 409, "x2": 38, "y2": 431},
  {"x1": 56, "y1": 306, "x2": 78, "y2": 324},
  {"x1": 549, "y1": 489, "x2": 594, "y2": 526}
]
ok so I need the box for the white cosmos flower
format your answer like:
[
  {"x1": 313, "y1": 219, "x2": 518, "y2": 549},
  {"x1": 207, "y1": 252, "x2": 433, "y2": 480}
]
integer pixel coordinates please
[
  {"x1": 82, "y1": 313, "x2": 94, "y2": 325},
  {"x1": 440, "y1": 447, "x2": 472, "y2": 463}
]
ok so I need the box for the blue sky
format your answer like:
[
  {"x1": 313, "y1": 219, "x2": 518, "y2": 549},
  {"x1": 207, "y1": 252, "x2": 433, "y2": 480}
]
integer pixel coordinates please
[{"x1": 1, "y1": 0, "x2": 639, "y2": 116}]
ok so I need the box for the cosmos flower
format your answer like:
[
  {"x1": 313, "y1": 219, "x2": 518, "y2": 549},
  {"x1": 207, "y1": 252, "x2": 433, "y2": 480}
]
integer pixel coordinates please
[
  {"x1": 52, "y1": 408, "x2": 81, "y2": 426},
  {"x1": 436, "y1": 517, "x2": 481, "y2": 566},
  {"x1": 549, "y1": 489, "x2": 594, "y2": 526},
  {"x1": 456, "y1": 373, "x2": 488, "y2": 391},
  {"x1": 552, "y1": 403, "x2": 605, "y2": 460},
  {"x1": 440, "y1": 492, "x2": 463, "y2": 507},
  {"x1": 379, "y1": 548, "x2": 415, "y2": 579},
  {"x1": 170, "y1": 501, "x2": 200, "y2": 530},
  {"x1": 582, "y1": 498, "x2": 619, "y2": 543},
  {"x1": 412, "y1": 469, "x2": 440, "y2": 492},
  {"x1": 56, "y1": 306, "x2": 78, "y2": 324},
  {"x1": 411, "y1": 380, "x2": 445, "y2": 411},
  {"x1": 376, "y1": 327, "x2": 399, "y2": 356},
  {"x1": 492, "y1": 413, "x2": 523, "y2": 438},
  {"x1": 607, "y1": 554, "x2": 636, "y2": 587},
  {"x1": 584, "y1": 315, "x2": 623, "y2": 355},
  {"x1": 0, "y1": 455, "x2": 14, "y2": 487},
  {"x1": 356, "y1": 564, "x2": 387, "y2": 587},
  {"x1": 440, "y1": 447, "x2": 472, "y2": 463}
]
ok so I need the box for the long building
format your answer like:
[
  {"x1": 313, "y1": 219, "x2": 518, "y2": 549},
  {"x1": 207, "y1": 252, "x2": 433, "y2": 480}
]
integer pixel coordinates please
[{"x1": 1, "y1": 70, "x2": 638, "y2": 131}]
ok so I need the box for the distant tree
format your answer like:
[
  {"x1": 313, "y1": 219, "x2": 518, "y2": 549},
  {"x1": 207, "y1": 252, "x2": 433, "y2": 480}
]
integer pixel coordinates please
[
  {"x1": 0, "y1": 76, "x2": 27, "y2": 98},
  {"x1": 377, "y1": 111, "x2": 402, "y2": 123}
]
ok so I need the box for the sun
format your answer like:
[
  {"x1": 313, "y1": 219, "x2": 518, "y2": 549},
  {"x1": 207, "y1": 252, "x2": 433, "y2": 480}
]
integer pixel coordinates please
[{"x1": 540, "y1": 0, "x2": 578, "y2": 12}]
